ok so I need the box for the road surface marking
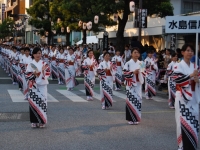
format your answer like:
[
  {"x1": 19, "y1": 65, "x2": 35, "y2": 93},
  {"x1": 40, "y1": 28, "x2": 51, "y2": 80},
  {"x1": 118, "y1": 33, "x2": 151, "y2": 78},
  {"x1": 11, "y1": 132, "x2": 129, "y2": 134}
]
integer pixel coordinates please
[
  {"x1": 56, "y1": 90, "x2": 88, "y2": 102},
  {"x1": 8, "y1": 90, "x2": 59, "y2": 102},
  {"x1": 8, "y1": 90, "x2": 25, "y2": 102},
  {"x1": 80, "y1": 90, "x2": 116, "y2": 102},
  {"x1": 47, "y1": 93, "x2": 59, "y2": 102},
  {"x1": 108, "y1": 110, "x2": 174, "y2": 114},
  {"x1": 113, "y1": 91, "x2": 126, "y2": 100}
]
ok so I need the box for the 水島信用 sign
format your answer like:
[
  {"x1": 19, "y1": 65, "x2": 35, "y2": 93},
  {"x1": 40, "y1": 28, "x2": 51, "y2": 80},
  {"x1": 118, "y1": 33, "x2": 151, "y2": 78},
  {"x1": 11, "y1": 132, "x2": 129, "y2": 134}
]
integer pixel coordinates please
[{"x1": 165, "y1": 16, "x2": 200, "y2": 33}]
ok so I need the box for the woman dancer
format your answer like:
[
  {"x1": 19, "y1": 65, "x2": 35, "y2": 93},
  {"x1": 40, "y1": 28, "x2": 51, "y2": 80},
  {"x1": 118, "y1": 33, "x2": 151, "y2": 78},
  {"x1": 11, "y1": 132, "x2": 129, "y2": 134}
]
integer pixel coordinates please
[
  {"x1": 65, "y1": 47, "x2": 77, "y2": 91},
  {"x1": 17, "y1": 48, "x2": 25, "y2": 90},
  {"x1": 56, "y1": 48, "x2": 66, "y2": 85},
  {"x1": 172, "y1": 44, "x2": 200, "y2": 150},
  {"x1": 19, "y1": 47, "x2": 32, "y2": 100},
  {"x1": 82, "y1": 50, "x2": 98, "y2": 100},
  {"x1": 97, "y1": 52, "x2": 114, "y2": 110},
  {"x1": 112, "y1": 50, "x2": 124, "y2": 90},
  {"x1": 25, "y1": 47, "x2": 50, "y2": 128},
  {"x1": 144, "y1": 50, "x2": 158, "y2": 100},
  {"x1": 123, "y1": 47, "x2": 144, "y2": 125},
  {"x1": 74, "y1": 47, "x2": 82, "y2": 76},
  {"x1": 48, "y1": 47, "x2": 58, "y2": 80},
  {"x1": 166, "y1": 52, "x2": 178, "y2": 109}
]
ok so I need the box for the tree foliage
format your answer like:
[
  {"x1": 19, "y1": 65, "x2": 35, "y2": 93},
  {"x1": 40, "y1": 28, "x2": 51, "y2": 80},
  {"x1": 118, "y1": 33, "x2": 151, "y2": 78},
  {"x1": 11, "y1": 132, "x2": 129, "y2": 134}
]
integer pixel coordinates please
[
  {"x1": 27, "y1": 0, "x2": 173, "y2": 46},
  {"x1": 50, "y1": 0, "x2": 117, "y2": 33},
  {"x1": 27, "y1": 0, "x2": 52, "y2": 44},
  {"x1": 103, "y1": 0, "x2": 174, "y2": 52},
  {"x1": 0, "y1": 18, "x2": 15, "y2": 40}
]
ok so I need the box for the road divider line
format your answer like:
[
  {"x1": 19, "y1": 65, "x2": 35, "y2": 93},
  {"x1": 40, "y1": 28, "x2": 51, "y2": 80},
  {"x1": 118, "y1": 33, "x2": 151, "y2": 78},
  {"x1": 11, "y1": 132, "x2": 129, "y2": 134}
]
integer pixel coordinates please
[{"x1": 56, "y1": 90, "x2": 88, "y2": 102}]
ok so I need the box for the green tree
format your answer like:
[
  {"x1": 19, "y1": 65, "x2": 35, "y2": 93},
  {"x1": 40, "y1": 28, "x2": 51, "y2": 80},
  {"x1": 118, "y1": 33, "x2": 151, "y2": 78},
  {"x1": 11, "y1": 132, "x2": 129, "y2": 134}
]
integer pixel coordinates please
[
  {"x1": 53, "y1": 0, "x2": 173, "y2": 51},
  {"x1": 106, "y1": 0, "x2": 174, "y2": 53},
  {"x1": 56, "y1": 0, "x2": 117, "y2": 44},
  {"x1": 0, "y1": 18, "x2": 14, "y2": 41},
  {"x1": 26, "y1": 0, "x2": 53, "y2": 44}
]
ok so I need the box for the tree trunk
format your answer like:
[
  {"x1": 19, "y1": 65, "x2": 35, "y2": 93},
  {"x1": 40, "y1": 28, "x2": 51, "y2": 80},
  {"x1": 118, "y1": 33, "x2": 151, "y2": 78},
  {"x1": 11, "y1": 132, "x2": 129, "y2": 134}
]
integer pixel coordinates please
[
  {"x1": 116, "y1": 0, "x2": 130, "y2": 55},
  {"x1": 48, "y1": 32, "x2": 51, "y2": 45},
  {"x1": 66, "y1": 32, "x2": 70, "y2": 46},
  {"x1": 82, "y1": 30, "x2": 86, "y2": 44}
]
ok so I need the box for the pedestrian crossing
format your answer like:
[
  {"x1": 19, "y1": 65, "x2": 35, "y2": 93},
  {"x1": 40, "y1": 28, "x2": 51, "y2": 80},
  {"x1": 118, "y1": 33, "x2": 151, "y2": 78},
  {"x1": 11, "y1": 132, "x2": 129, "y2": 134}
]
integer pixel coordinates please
[
  {"x1": 8, "y1": 90, "x2": 59, "y2": 103},
  {"x1": 56, "y1": 90, "x2": 88, "y2": 102},
  {"x1": 7, "y1": 89, "x2": 167, "y2": 103}
]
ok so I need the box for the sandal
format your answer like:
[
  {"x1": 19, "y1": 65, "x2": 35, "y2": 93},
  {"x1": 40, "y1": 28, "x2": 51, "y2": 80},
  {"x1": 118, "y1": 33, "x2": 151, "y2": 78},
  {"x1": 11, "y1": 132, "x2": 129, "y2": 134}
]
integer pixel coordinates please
[
  {"x1": 39, "y1": 124, "x2": 45, "y2": 128},
  {"x1": 31, "y1": 123, "x2": 37, "y2": 128}
]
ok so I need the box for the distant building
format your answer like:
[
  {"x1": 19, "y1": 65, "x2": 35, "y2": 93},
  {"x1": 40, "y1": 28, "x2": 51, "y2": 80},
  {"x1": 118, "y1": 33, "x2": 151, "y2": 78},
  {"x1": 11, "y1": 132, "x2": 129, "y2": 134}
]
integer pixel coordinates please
[{"x1": 0, "y1": 0, "x2": 6, "y2": 23}]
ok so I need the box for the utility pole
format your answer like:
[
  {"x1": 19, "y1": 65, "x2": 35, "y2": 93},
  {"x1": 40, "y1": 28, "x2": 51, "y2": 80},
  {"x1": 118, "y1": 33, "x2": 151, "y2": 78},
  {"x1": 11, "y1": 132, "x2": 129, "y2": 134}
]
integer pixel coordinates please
[{"x1": 138, "y1": 0, "x2": 142, "y2": 42}]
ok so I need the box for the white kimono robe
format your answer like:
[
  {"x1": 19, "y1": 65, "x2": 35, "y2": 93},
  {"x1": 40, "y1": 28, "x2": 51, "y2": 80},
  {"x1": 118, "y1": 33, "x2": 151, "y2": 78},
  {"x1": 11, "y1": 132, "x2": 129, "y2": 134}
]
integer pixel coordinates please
[
  {"x1": 11, "y1": 52, "x2": 19, "y2": 83},
  {"x1": 26, "y1": 60, "x2": 50, "y2": 124},
  {"x1": 56, "y1": 53, "x2": 67, "y2": 83},
  {"x1": 123, "y1": 59, "x2": 144, "y2": 122},
  {"x1": 65, "y1": 54, "x2": 77, "y2": 88},
  {"x1": 74, "y1": 50, "x2": 82, "y2": 76},
  {"x1": 166, "y1": 61, "x2": 177, "y2": 107},
  {"x1": 18, "y1": 55, "x2": 32, "y2": 96},
  {"x1": 42, "y1": 49, "x2": 49, "y2": 63},
  {"x1": 144, "y1": 57, "x2": 158, "y2": 99},
  {"x1": 82, "y1": 57, "x2": 98, "y2": 97},
  {"x1": 172, "y1": 60, "x2": 200, "y2": 150},
  {"x1": 112, "y1": 55, "x2": 124, "y2": 89},
  {"x1": 48, "y1": 50, "x2": 58, "y2": 79},
  {"x1": 98, "y1": 54, "x2": 104, "y2": 63},
  {"x1": 97, "y1": 60, "x2": 115, "y2": 108},
  {"x1": 124, "y1": 50, "x2": 131, "y2": 63}
]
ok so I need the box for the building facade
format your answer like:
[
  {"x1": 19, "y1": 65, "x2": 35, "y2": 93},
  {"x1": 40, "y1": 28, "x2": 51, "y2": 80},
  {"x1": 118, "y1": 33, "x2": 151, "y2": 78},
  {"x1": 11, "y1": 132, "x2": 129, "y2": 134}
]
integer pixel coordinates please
[{"x1": 0, "y1": 0, "x2": 6, "y2": 24}]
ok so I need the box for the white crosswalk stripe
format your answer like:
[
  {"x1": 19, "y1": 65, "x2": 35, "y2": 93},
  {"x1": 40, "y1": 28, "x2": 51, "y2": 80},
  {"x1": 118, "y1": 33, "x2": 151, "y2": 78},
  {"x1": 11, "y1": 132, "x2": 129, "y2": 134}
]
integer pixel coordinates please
[
  {"x1": 7, "y1": 89, "x2": 167, "y2": 103},
  {"x1": 56, "y1": 90, "x2": 88, "y2": 102},
  {"x1": 8, "y1": 90, "x2": 59, "y2": 102},
  {"x1": 79, "y1": 90, "x2": 116, "y2": 102}
]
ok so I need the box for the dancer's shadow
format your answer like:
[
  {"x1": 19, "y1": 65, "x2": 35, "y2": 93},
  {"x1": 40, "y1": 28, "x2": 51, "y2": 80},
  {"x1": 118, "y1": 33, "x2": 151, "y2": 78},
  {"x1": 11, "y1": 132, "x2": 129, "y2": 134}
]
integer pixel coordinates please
[{"x1": 53, "y1": 123, "x2": 126, "y2": 135}]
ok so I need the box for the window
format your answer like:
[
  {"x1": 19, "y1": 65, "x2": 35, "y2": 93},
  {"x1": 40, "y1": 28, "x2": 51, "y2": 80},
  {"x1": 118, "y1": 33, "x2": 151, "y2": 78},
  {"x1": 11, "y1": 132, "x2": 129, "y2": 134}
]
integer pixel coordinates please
[
  {"x1": 193, "y1": 2, "x2": 200, "y2": 12},
  {"x1": 29, "y1": 0, "x2": 33, "y2": 6},
  {"x1": 182, "y1": 1, "x2": 200, "y2": 13},
  {"x1": 183, "y1": 1, "x2": 193, "y2": 13}
]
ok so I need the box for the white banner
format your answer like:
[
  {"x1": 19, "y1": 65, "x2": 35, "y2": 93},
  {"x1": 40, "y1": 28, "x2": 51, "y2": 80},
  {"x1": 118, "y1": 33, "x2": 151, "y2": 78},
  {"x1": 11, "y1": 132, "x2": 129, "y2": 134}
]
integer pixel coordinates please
[{"x1": 165, "y1": 16, "x2": 200, "y2": 33}]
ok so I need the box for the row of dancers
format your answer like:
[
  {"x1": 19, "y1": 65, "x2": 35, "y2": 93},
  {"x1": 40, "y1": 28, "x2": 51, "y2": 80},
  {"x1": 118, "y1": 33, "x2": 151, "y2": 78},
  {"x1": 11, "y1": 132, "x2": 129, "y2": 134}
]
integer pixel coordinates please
[{"x1": 0, "y1": 44, "x2": 199, "y2": 150}]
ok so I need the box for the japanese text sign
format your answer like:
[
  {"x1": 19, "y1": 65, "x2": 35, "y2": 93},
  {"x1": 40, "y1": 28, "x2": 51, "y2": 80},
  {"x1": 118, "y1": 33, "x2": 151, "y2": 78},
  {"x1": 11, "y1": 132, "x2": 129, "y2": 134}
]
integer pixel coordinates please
[{"x1": 166, "y1": 16, "x2": 200, "y2": 33}]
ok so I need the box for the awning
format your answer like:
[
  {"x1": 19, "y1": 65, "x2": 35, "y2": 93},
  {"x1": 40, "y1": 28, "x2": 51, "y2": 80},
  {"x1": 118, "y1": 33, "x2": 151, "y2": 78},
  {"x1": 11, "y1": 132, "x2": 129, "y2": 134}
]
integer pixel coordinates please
[{"x1": 5, "y1": 4, "x2": 17, "y2": 12}]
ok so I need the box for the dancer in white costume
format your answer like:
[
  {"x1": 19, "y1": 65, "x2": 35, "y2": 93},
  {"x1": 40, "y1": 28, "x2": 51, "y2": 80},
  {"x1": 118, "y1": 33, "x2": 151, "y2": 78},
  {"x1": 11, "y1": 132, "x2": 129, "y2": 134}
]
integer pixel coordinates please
[
  {"x1": 123, "y1": 47, "x2": 144, "y2": 125},
  {"x1": 112, "y1": 50, "x2": 124, "y2": 90},
  {"x1": 26, "y1": 47, "x2": 50, "y2": 128},
  {"x1": 97, "y1": 52, "x2": 115, "y2": 110},
  {"x1": 65, "y1": 48, "x2": 78, "y2": 91},
  {"x1": 166, "y1": 52, "x2": 178, "y2": 109},
  {"x1": 172, "y1": 44, "x2": 200, "y2": 150},
  {"x1": 144, "y1": 50, "x2": 158, "y2": 100},
  {"x1": 82, "y1": 50, "x2": 98, "y2": 100}
]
